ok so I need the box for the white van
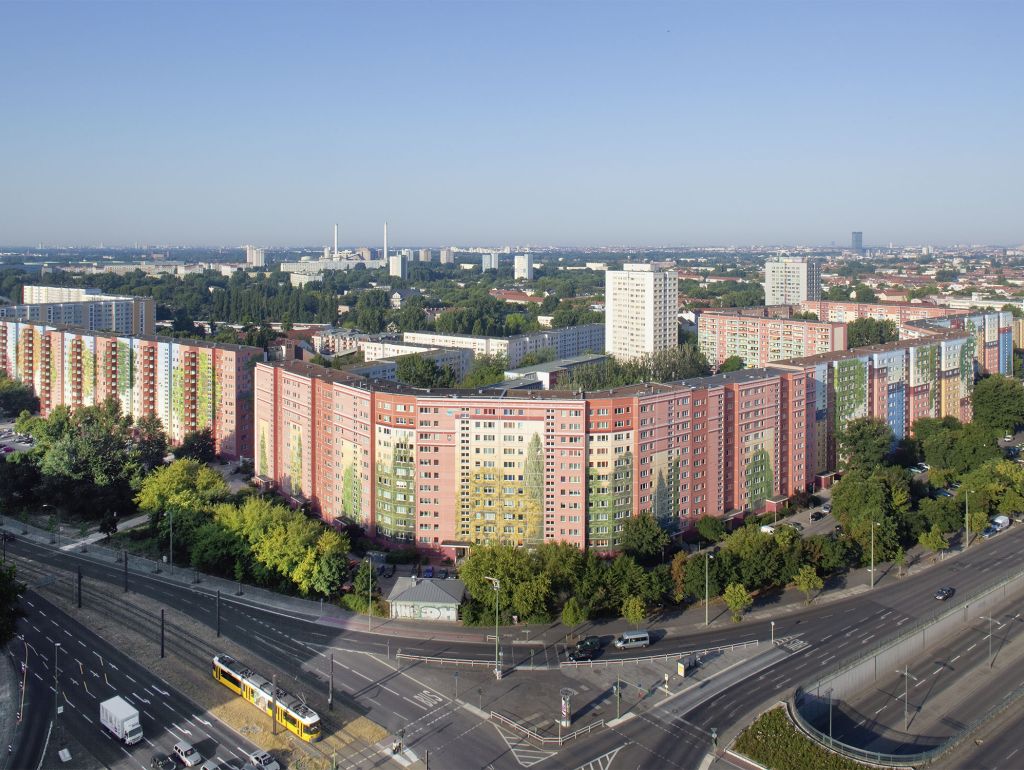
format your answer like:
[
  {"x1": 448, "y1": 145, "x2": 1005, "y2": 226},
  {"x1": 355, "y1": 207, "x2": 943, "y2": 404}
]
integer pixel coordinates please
[
  {"x1": 613, "y1": 630, "x2": 650, "y2": 649},
  {"x1": 991, "y1": 515, "x2": 1011, "y2": 531}
]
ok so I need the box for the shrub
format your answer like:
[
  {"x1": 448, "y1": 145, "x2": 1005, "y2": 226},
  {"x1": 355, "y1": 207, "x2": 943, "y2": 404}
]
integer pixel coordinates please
[{"x1": 734, "y1": 707, "x2": 876, "y2": 770}]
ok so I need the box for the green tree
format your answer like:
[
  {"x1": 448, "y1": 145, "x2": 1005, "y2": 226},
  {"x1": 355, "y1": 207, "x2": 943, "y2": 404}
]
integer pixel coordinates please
[
  {"x1": 0, "y1": 374, "x2": 39, "y2": 417},
  {"x1": 132, "y1": 414, "x2": 170, "y2": 471},
  {"x1": 460, "y1": 354, "x2": 510, "y2": 388},
  {"x1": 838, "y1": 418, "x2": 894, "y2": 471},
  {"x1": 561, "y1": 596, "x2": 587, "y2": 640},
  {"x1": 670, "y1": 551, "x2": 688, "y2": 603},
  {"x1": 175, "y1": 428, "x2": 217, "y2": 463},
  {"x1": 696, "y1": 515, "x2": 727, "y2": 543},
  {"x1": 99, "y1": 511, "x2": 119, "y2": 539},
  {"x1": 351, "y1": 559, "x2": 376, "y2": 603},
  {"x1": 846, "y1": 317, "x2": 898, "y2": 349},
  {"x1": 353, "y1": 289, "x2": 390, "y2": 333},
  {"x1": 621, "y1": 595, "x2": 647, "y2": 629},
  {"x1": 723, "y1": 582, "x2": 753, "y2": 622},
  {"x1": 395, "y1": 355, "x2": 456, "y2": 388},
  {"x1": 718, "y1": 356, "x2": 745, "y2": 373},
  {"x1": 0, "y1": 564, "x2": 26, "y2": 646},
  {"x1": 292, "y1": 529, "x2": 350, "y2": 596},
  {"x1": 793, "y1": 564, "x2": 824, "y2": 605},
  {"x1": 619, "y1": 513, "x2": 670, "y2": 562},
  {"x1": 918, "y1": 524, "x2": 949, "y2": 561},
  {"x1": 972, "y1": 375, "x2": 1024, "y2": 434}
]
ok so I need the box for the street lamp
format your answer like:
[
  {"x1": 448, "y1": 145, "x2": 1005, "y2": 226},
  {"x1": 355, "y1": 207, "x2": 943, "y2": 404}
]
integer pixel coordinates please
[
  {"x1": 705, "y1": 553, "x2": 714, "y2": 627},
  {"x1": 53, "y1": 641, "x2": 62, "y2": 746},
  {"x1": 365, "y1": 557, "x2": 373, "y2": 632},
  {"x1": 168, "y1": 506, "x2": 174, "y2": 575},
  {"x1": 870, "y1": 521, "x2": 880, "y2": 589},
  {"x1": 896, "y1": 665, "x2": 919, "y2": 731},
  {"x1": 771, "y1": 621, "x2": 776, "y2": 646},
  {"x1": 484, "y1": 576, "x2": 501, "y2": 680},
  {"x1": 42, "y1": 503, "x2": 57, "y2": 546},
  {"x1": 965, "y1": 490, "x2": 976, "y2": 549},
  {"x1": 825, "y1": 686, "x2": 834, "y2": 745},
  {"x1": 980, "y1": 615, "x2": 996, "y2": 667}
]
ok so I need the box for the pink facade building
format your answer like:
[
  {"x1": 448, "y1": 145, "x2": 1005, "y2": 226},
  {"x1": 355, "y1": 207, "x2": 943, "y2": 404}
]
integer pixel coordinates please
[{"x1": 697, "y1": 311, "x2": 847, "y2": 370}]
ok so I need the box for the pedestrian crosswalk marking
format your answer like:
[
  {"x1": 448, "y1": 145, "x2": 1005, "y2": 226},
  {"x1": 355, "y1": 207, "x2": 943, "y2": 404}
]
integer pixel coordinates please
[
  {"x1": 575, "y1": 745, "x2": 624, "y2": 770},
  {"x1": 493, "y1": 725, "x2": 558, "y2": 767}
]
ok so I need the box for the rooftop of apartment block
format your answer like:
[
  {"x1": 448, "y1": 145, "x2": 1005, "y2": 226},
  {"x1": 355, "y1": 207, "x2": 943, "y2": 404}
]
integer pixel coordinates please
[
  {"x1": 770, "y1": 329, "x2": 973, "y2": 368},
  {"x1": 0, "y1": 319, "x2": 263, "y2": 355}
]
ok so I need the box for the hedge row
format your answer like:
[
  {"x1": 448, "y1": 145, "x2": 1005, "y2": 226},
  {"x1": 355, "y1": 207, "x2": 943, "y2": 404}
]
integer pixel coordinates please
[{"x1": 733, "y1": 707, "x2": 876, "y2": 770}]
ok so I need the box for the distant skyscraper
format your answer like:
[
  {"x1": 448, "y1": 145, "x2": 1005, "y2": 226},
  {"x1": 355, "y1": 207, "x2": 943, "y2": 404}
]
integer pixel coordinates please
[
  {"x1": 764, "y1": 256, "x2": 822, "y2": 305},
  {"x1": 852, "y1": 231, "x2": 864, "y2": 253},
  {"x1": 418, "y1": 248, "x2": 432, "y2": 262},
  {"x1": 389, "y1": 254, "x2": 406, "y2": 279},
  {"x1": 245, "y1": 245, "x2": 265, "y2": 267},
  {"x1": 439, "y1": 248, "x2": 454, "y2": 265},
  {"x1": 604, "y1": 264, "x2": 678, "y2": 361},
  {"x1": 514, "y1": 253, "x2": 534, "y2": 281},
  {"x1": 482, "y1": 252, "x2": 499, "y2": 271}
]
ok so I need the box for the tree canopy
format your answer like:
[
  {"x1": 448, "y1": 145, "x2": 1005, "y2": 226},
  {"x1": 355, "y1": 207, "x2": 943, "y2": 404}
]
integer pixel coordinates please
[
  {"x1": 837, "y1": 417, "x2": 894, "y2": 472},
  {"x1": 972, "y1": 375, "x2": 1024, "y2": 435},
  {"x1": 0, "y1": 374, "x2": 39, "y2": 417},
  {"x1": 846, "y1": 317, "x2": 898, "y2": 349}
]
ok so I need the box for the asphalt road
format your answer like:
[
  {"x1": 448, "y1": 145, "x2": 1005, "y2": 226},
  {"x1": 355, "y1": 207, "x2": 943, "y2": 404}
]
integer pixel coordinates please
[
  {"x1": 9, "y1": 523, "x2": 1024, "y2": 770},
  {"x1": 13, "y1": 589, "x2": 265, "y2": 770}
]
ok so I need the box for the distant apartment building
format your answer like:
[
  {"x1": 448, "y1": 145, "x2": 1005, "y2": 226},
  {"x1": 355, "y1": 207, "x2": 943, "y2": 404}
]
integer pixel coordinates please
[
  {"x1": 403, "y1": 324, "x2": 605, "y2": 368},
  {"x1": 798, "y1": 299, "x2": 965, "y2": 330},
  {"x1": 360, "y1": 341, "x2": 473, "y2": 380},
  {"x1": 245, "y1": 245, "x2": 266, "y2": 267},
  {"x1": 418, "y1": 248, "x2": 432, "y2": 262},
  {"x1": 389, "y1": 254, "x2": 407, "y2": 279},
  {"x1": 481, "y1": 252, "x2": 500, "y2": 271},
  {"x1": 604, "y1": 264, "x2": 678, "y2": 361},
  {"x1": 852, "y1": 231, "x2": 864, "y2": 253},
  {"x1": 3, "y1": 286, "x2": 156, "y2": 336},
  {"x1": 310, "y1": 328, "x2": 370, "y2": 355},
  {"x1": 439, "y1": 248, "x2": 455, "y2": 265},
  {"x1": 514, "y1": 253, "x2": 534, "y2": 281},
  {"x1": 697, "y1": 312, "x2": 847, "y2": 370},
  {"x1": 0, "y1": 320, "x2": 262, "y2": 459},
  {"x1": 764, "y1": 256, "x2": 822, "y2": 305}
]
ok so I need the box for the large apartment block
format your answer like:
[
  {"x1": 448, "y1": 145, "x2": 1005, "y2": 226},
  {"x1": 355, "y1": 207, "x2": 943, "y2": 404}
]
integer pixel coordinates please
[
  {"x1": 797, "y1": 299, "x2": 964, "y2": 329},
  {"x1": 764, "y1": 256, "x2": 822, "y2": 305},
  {"x1": 253, "y1": 309, "x2": 1008, "y2": 558},
  {"x1": 0, "y1": 320, "x2": 262, "y2": 460},
  {"x1": 697, "y1": 311, "x2": 847, "y2": 370},
  {"x1": 403, "y1": 325, "x2": 604, "y2": 368},
  {"x1": 604, "y1": 264, "x2": 678, "y2": 361},
  {"x1": 10, "y1": 285, "x2": 156, "y2": 336}
]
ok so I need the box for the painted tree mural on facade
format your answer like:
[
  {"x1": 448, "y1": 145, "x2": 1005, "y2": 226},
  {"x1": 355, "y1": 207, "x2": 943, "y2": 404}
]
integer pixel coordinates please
[
  {"x1": 586, "y1": 450, "x2": 634, "y2": 549},
  {"x1": 834, "y1": 357, "x2": 868, "y2": 430},
  {"x1": 745, "y1": 447, "x2": 774, "y2": 510},
  {"x1": 288, "y1": 421, "x2": 304, "y2": 497}
]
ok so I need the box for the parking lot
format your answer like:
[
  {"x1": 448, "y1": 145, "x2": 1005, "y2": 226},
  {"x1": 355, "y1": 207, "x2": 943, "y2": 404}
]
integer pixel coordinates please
[{"x1": 0, "y1": 418, "x2": 34, "y2": 454}]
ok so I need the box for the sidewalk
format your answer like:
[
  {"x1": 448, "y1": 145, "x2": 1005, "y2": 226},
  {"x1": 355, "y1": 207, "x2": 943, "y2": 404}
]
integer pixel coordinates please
[{"x1": 2, "y1": 512, "x2": 975, "y2": 651}]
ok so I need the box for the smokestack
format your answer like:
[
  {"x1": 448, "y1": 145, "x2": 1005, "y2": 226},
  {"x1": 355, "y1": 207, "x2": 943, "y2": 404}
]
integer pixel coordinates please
[
  {"x1": 333, "y1": 224, "x2": 338, "y2": 258},
  {"x1": 383, "y1": 221, "x2": 388, "y2": 261}
]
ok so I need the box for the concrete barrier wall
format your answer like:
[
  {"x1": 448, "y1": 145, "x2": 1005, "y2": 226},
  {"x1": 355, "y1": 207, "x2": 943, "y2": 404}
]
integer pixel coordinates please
[{"x1": 795, "y1": 566, "x2": 1024, "y2": 761}]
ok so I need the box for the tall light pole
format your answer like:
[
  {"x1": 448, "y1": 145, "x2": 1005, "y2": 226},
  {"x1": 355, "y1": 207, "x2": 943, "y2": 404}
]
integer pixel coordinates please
[
  {"x1": 485, "y1": 576, "x2": 501, "y2": 680},
  {"x1": 53, "y1": 641, "x2": 62, "y2": 746},
  {"x1": 42, "y1": 503, "x2": 56, "y2": 546},
  {"x1": 825, "y1": 686, "x2": 833, "y2": 745},
  {"x1": 366, "y1": 557, "x2": 373, "y2": 631},
  {"x1": 980, "y1": 615, "x2": 995, "y2": 667},
  {"x1": 771, "y1": 621, "x2": 776, "y2": 646},
  {"x1": 896, "y1": 666, "x2": 918, "y2": 731},
  {"x1": 870, "y1": 521, "x2": 880, "y2": 588},
  {"x1": 168, "y1": 506, "x2": 174, "y2": 575},
  {"x1": 705, "y1": 553, "x2": 714, "y2": 627},
  {"x1": 965, "y1": 490, "x2": 975, "y2": 549}
]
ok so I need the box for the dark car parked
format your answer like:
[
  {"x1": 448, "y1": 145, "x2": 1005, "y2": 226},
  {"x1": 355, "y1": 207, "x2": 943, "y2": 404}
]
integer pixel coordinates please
[{"x1": 934, "y1": 586, "x2": 955, "y2": 601}]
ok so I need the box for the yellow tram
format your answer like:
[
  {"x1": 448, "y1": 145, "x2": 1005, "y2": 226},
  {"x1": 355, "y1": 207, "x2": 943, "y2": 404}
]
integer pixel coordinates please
[{"x1": 212, "y1": 654, "x2": 322, "y2": 742}]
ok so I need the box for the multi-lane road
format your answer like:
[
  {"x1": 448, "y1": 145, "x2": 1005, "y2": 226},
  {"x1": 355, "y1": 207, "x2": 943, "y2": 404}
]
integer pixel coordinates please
[
  {"x1": 10, "y1": 589, "x2": 264, "y2": 770},
  {"x1": 7, "y1": 523, "x2": 1024, "y2": 769}
]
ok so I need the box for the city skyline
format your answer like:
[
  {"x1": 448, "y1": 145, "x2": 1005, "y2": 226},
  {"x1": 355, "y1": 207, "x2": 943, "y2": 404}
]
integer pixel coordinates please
[{"x1": 1, "y1": 1, "x2": 1022, "y2": 246}]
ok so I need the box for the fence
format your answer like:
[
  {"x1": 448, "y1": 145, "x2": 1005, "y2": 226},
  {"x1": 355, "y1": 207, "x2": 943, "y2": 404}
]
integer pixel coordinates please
[
  {"x1": 489, "y1": 711, "x2": 605, "y2": 747},
  {"x1": 791, "y1": 564, "x2": 1024, "y2": 766},
  {"x1": 559, "y1": 639, "x2": 759, "y2": 669}
]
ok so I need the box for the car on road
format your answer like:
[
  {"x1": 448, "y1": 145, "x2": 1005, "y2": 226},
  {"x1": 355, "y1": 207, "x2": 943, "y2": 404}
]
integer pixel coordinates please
[
  {"x1": 786, "y1": 522, "x2": 804, "y2": 532},
  {"x1": 438, "y1": 568, "x2": 449, "y2": 580},
  {"x1": 810, "y1": 511, "x2": 825, "y2": 522},
  {"x1": 1005, "y1": 434, "x2": 1015, "y2": 442},
  {"x1": 934, "y1": 586, "x2": 955, "y2": 601},
  {"x1": 910, "y1": 464, "x2": 926, "y2": 474},
  {"x1": 246, "y1": 751, "x2": 281, "y2": 770},
  {"x1": 172, "y1": 740, "x2": 203, "y2": 767},
  {"x1": 822, "y1": 502, "x2": 832, "y2": 514},
  {"x1": 568, "y1": 646, "x2": 595, "y2": 662},
  {"x1": 150, "y1": 756, "x2": 175, "y2": 770},
  {"x1": 423, "y1": 566, "x2": 434, "y2": 578},
  {"x1": 574, "y1": 636, "x2": 602, "y2": 655}
]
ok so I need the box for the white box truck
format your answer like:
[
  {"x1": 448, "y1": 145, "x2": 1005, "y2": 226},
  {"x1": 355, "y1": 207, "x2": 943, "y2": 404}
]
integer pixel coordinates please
[{"x1": 100, "y1": 696, "x2": 143, "y2": 745}]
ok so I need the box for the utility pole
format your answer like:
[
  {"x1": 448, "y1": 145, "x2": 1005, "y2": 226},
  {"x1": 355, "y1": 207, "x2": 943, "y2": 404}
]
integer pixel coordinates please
[
  {"x1": 168, "y1": 509, "x2": 173, "y2": 575},
  {"x1": 76, "y1": 566, "x2": 82, "y2": 609},
  {"x1": 367, "y1": 557, "x2": 373, "y2": 632},
  {"x1": 328, "y1": 654, "x2": 333, "y2": 711},
  {"x1": 53, "y1": 641, "x2": 62, "y2": 747},
  {"x1": 216, "y1": 591, "x2": 221, "y2": 638},
  {"x1": 271, "y1": 673, "x2": 277, "y2": 735},
  {"x1": 870, "y1": 521, "x2": 880, "y2": 588},
  {"x1": 123, "y1": 551, "x2": 128, "y2": 593},
  {"x1": 160, "y1": 609, "x2": 165, "y2": 658},
  {"x1": 705, "y1": 553, "x2": 714, "y2": 626},
  {"x1": 485, "y1": 576, "x2": 501, "y2": 680}
]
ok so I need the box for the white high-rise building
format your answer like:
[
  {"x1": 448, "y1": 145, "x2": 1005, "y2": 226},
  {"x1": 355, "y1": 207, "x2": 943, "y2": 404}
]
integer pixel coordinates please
[
  {"x1": 389, "y1": 254, "x2": 407, "y2": 279},
  {"x1": 418, "y1": 248, "x2": 432, "y2": 262},
  {"x1": 439, "y1": 248, "x2": 454, "y2": 264},
  {"x1": 764, "y1": 256, "x2": 821, "y2": 305},
  {"x1": 245, "y1": 245, "x2": 265, "y2": 267},
  {"x1": 514, "y1": 253, "x2": 534, "y2": 281},
  {"x1": 604, "y1": 264, "x2": 678, "y2": 361},
  {"x1": 482, "y1": 252, "x2": 500, "y2": 271}
]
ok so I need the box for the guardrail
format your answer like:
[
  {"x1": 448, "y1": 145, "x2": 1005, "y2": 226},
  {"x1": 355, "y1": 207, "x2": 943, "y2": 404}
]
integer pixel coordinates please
[
  {"x1": 396, "y1": 653, "x2": 497, "y2": 668},
  {"x1": 791, "y1": 563, "x2": 1024, "y2": 766},
  {"x1": 559, "y1": 639, "x2": 758, "y2": 668},
  {"x1": 490, "y1": 711, "x2": 605, "y2": 746}
]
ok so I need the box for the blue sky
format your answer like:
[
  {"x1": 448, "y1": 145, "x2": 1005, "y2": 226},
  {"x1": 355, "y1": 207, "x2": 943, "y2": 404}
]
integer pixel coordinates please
[{"x1": 1, "y1": 0, "x2": 1021, "y2": 248}]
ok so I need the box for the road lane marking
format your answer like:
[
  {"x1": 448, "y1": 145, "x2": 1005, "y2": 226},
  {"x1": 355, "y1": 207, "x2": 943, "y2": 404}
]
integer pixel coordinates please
[
  {"x1": 861, "y1": 635, "x2": 875, "y2": 644},
  {"x1": 968, "y1": 644, "x2": 978, "y2": 651},
  {"x1": 81, "y1": 713, "x2": 92, "y2": 724},
  {"x1": 77, "y1": 641, "x2": 86, "y2": 648},
  {"x1": 932, "y1": 668, "x2": 943, "y2": 676},
  {"x1": 62, "y1": 630, "x2": 71, "y2": 637},
  {"x1": 951, "y1": 655, "x2": 961, "y2": 663},
  {"x1": 126, "y1": 675, "x2": 136, "y2": 683},
  {"x1": 402, "y1": 696, "x2": 429, "y2": 710}
]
